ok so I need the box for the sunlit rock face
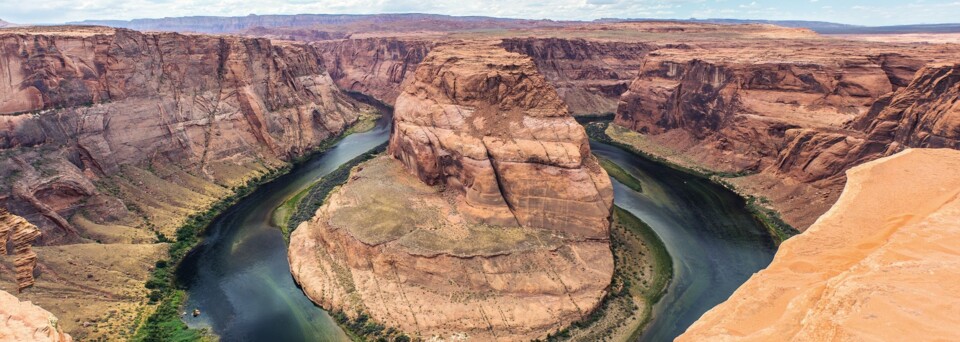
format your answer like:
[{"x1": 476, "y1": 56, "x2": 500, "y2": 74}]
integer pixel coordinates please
[
  {"x1": 680, "y1": 148, "x2": 960, "y2": 341},
  {"x1": 0, "y1": 289, "x2": 72, "y2": 342}
]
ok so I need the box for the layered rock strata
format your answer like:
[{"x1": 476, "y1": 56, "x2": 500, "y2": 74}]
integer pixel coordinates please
[
  {"x1": 0, "y1": 209, "x2": 41, "y2": 292},
  {"x1": 0, "y1": 26, "x2": 363, "y2": 241},
  {"x1": 680, "y1": 148, "x2": 960, "y2": 341},
  {"x1": 290, "y1": 41, "x2": 614, "y2": 340},
  {"x1": 313, "y1": 38, "x2": 433, "y2": 104},
  {"x1": 0, "y1": 289, "x2": 72, "y2": 342},
  {"x1": 502, "y1": 38, "x2": 653, "y2": 115},
  {"x1": 613, "y1": 44, "x2": 960, "y2": 229},
  {"x1": 0, "y1": 26, "x2": 363, "y2": 339}
]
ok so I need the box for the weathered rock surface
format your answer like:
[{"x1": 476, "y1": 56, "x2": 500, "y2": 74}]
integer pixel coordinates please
[
  {"x1": 852, "y1": 63, "x2": 960, "y2": 150},
  {"x1": 312, "y1": 35, "x2": 651, "y2": 116},
  {"x1": 613, "y1": 41, "x2": 960, "y2": 229},
  {"x1": 502, "y1": 38, "x2": 653, "y2": 115},
  {"x1": 0, "y1": 289, "x2": 72, "y2": 342},
  {"x1": 679, "y1": 148, "x2": 960, "y2": 341},
  {"x1": 0, "y1": 26, "x2": 363, "y2": 241},
  {"x1": 313, "y1": 38, "x2": 433, "y2": 104},
  {"x1": 0, "y1": 25, "x2": 363, "y2": 339},
  {"x1": 389, "y1": 41, "x2": 614, "y2": 238},
  {"x1": 290, "y1": 41, "x2": 614, "y2": 340},
  {"x1": 0, "y1": 209, "x2": 41, "y2": 292}
]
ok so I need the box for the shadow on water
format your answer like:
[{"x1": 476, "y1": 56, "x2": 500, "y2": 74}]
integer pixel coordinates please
[
  {"x1": 174, "y1": 96, "x2": 392, "y2": 341},
  {"x1": 591, "y1": 142, "x2": 777, "y2": 341}
]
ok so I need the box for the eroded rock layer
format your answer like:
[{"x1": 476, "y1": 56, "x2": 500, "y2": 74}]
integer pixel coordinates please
[
  {"x1": 0, "y1": 289, "x2": 72, "y2": 342},
  {"x1": 680, "y1": 148, "x2": 960, "y2": 341},
  {"x1": 389, "y1": 41, "x2": 614, "y2": 238},
  {"x1": 313, "y1": 38, "x2": 433, "y2": 104},
  {"x1": 290, "y1": 41, "x2": 614, "y2": 340},
  {"x1": 0, "y1": 26, "x2": 363, "y2": 241},
  {"x1": 501, "y1": 38, "x2": 653, "y2": 115},
  {"x1": 0, "y1": 209, "x2": 41, "y2": 291},
  {"x1": 0, "y1": 26, "x2": 364, "y2": 339},
  {"x1": 613, "y1": 43, "x2": 960, "y2": 229}
]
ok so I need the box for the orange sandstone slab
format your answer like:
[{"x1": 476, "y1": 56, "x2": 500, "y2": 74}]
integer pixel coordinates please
[{"x1": 679, "y1": 148, "x2": 960, "y2": 341}]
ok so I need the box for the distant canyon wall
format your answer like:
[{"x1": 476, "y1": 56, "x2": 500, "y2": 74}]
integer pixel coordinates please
[
  {"x1": 613, "y1": 43, "x2": 960, "y2": 229},
  {"x1": 0, "y1": 27, "x2": 362, "y2": 242},
  {"x1": 313, "y1": 36, "x2": 652, "y2": 115}
]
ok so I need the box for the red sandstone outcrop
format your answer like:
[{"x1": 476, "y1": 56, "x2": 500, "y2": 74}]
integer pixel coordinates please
[
  {"x1": 0, "y1": 26, "x2": 364, "y2": 339},
  {"x1": 389, "y1": 41, "x2": 614, "y2": 237},
  {"x1": 0, "y1": 289, "x2": 72, "y2": 342},
  {"x1": 613, "y1": 41, "x2": 960, "y2": 229},
  {"x1": 313, "y1": 36, "x2": 651, "y2": 116},
  {"x1": 290, "y1": 41, "x2": 614, "y2": 340},
  {"x1": 313, "y1": 38, "x2": 433, "y2": 104},
  {"x1": 679, "y1": 148, "x2": 960, "y2": 341},
  {"x1": 502, "y1": 38, "x2": 653, "y2": 115},
  {"x1": 852, "y1": 63, "x2": 960, "y2": 150},
  {"x1": 0, "y1": 26, "x2": 363, "y2": 241},
  {"x1": 0, "y1": 209, "x2": 41, "y2": 292}
]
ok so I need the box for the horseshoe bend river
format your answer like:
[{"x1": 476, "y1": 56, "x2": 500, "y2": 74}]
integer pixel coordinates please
[{"x1": 175, "y1": 112, "x2": 777, "y2": 341}]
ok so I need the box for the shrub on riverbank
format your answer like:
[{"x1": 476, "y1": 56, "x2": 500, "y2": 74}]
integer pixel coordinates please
[
  {"x1": 133, "y1": 166, "x2": 289, "y2": 341},
  {"x1": 541, "y1": 206, "x2": 672, "y2": 341},
  {"x1": 281, "y1": 143, "x2": 387, "y2": 238},
  {"x1": 585, "y1": 121, "x2": 798, "y2": 243}
]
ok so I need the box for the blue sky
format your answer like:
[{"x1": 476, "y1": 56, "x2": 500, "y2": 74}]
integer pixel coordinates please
[{"x1": 2, "y1": 0, "x2": 959, "y2": 26}]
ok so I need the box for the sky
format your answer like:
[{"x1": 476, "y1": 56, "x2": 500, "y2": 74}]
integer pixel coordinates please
[{"x1": 1, "y1": 0, "x2": 959, "y2": 26}]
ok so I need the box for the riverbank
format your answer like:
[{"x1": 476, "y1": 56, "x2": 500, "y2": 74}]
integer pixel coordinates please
[
  {"x1": 585, "y1": 121, "x2": 798, "y2": 243},
  {"x1": 132, "y1": 106, "x2": 383, "y2": 341},
  {"x1": 549, "y1": 206, "x2": 672, "y2": 341},
  {"x1": 275, "y1": 143, "x2": 387, "y2": 239}
]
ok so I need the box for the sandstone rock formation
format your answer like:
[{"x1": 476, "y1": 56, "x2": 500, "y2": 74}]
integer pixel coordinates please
[
  {"x1": 613, "y1": 41, "x2": 960, "y2": 229},
  {"x1": 313, "y1": 36, "x2": 651, "y2": 116},
  {"x1": 0, "y1": 209, "x2": 41, "y2": 292},
  {"x1": 290, "y1": 41, "x2": 614, "y2": 340},
  {"x1": 0, "y1": 25, "x2": 364, "y2": 339},
  {"x1": 0, "y1": 289, "x2": 72, "y2": 342},
  {"x1": 313, "y1": 38, "x2": 433, "y2": 104},
  {"x1": 679, "y1": 148, "x2": 960, "y2": 341},
  {"x1": 502, "y1": 38, "x2": 653, "y2": 115},
  {"x1": 0, "y1": 26, "x2": 363, "y2": 241},
  {"x1": 389, "y1": 41, "x2": 614, "y2": 237}
]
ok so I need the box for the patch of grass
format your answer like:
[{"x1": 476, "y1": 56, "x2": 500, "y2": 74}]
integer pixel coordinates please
[
  {"x1": 541, "y1": 206, "x2": 672, "y2": 342},
  {"x1": 328, "y1": 310, "x2": 411, "y2": 342},
  {"x1": 597, "y1": 156, "x2": 643, "y2": 193},
  {"x1": 281, "y1": 143, "x2": 388, "y2": 239}
]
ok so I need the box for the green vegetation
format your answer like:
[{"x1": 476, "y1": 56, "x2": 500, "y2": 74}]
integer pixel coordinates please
[
  {"x1": 281, "y1": 143, "x2": 388, "y2": 239},
  {"x1": 597, "y1": 156, "x2": 643, "y2": 193},
  {"x1": 573, "y1": 112, "x2": 616, "y2": 125},
  {"x1": 745, "y1": 195, "x2": 800, "y2": 244},
  {"x1": 328, "y1": 310, "x2": 411, "y2": 342},
  {"x1": 586, "y1": 120, "x2": 798, "y2": 243},
  {"x1": 542, "y1": 207, "x2": 672, "y2": 341},
  {"x1": 133, "y1": 166, "x2": 291, "y2": 341}
]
